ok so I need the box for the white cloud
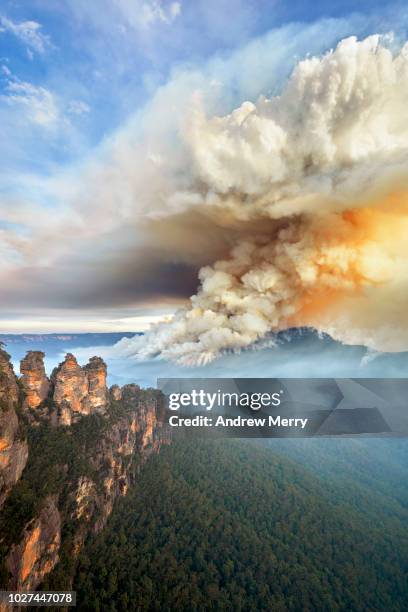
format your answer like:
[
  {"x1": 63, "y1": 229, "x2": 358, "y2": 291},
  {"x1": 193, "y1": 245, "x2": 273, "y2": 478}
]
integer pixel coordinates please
[
  {"x1": 68, "y1": 100, "x2": 91, "y2": 116},
  {"x1": 140, "y1": 1, "x2": 181, "y2": 27},
  {"x1": 1, "y1": 79, "x2": 59, "y2": 127},
  {"x1": 0, "y1": 312, "x2": 168, "y2": 334},
  {"x1": 170, "y1": 2, "x2": 182, "y2": 20},
  {"x1": 0, "y1": 16, "x2": 52, "y2": 56},
  {"x1": 1, "y1": 72, "x2": 90, "y2": 132},
  {"x1": 115, "y1": 0, "x2": 182, "y2": 30}
]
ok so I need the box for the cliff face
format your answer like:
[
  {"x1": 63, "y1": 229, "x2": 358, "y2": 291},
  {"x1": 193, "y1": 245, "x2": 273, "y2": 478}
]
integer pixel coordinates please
[
  {"x1": 0, "y1": 349, "x2": 19, "y2": 408},
  {"x1": 68, "y1": 389, "x2": 168, "y2": 543},
  {"x1": 0, "y1": 349, "x2": 28, "y2": 508},
  {"x1": 0, "y1": 348, "x2": 169, "y2": 597},
  {"x1": 0, "y1": 409, "x2": 28, "y2": 510},
  {"x1": 6, "y1": 496, "x2": 61, "y2": 591},
  {"x1": 20, "y1": 351, "x2": 50, "y2": 410}
]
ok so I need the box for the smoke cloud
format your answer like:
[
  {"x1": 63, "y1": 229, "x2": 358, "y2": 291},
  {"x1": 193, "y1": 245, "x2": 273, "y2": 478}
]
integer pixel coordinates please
[{"x1": 121, "y1": 35, "x2": 408, "y2": 365}]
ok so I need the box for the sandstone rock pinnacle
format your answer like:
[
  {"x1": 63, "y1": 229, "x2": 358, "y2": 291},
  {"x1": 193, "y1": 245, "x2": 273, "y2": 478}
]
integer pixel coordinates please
[
  {"x1": 51, "y1": 354, "x2": 109, "y2": 424},
  {"x1": 83, "y1": 357, "x2": 108, "y2": 414},
  {"x1": 20, "y1": 351, "x2": 50, "y2": 410}
]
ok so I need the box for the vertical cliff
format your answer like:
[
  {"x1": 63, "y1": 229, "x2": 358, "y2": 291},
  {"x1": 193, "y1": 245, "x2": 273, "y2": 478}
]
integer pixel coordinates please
[
  {"x1": 0, "y1": 348, "x2": 19, "y2": 408},
  {"x1": 0, "y1": 349, "x2": 169, "y2": 596},
  {"x1": 6, "y1": 496, "x2": 61, "y2": 591},
  {"x1": 0, "y1": 348, "x2": 28, "y2": 509}
]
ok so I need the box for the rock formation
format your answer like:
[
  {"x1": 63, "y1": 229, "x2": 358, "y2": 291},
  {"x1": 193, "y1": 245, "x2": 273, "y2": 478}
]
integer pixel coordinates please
[
  {"x1": 0, "y1": 348, "x2": 28, "y2": 508},
  {"x1": 0, "y1": 347, "x2": 19, "y2": 408},
  {"x1": 20, "y1": 351, "x2": 50, "y2": 410},
  {"x1": 109, "y1": 384, "x2": 122, "y2": 402},
  {"x1": 51, "y1": 354, "x2": 89, "y2": 424},
  {"x1": 6, "y1": 496, "x2": 61, "y2": 591},
  {"x1": 82, "y1": 357, "x2": 108, "y2": 414},
  {"x1": 0, "y1": 408, "x2": 28, "y2": 509},
  {"x1": 51, "y1": 354, "x2": 109, "y2": 424},
  {"x1": 0, "y1": 347, "x2": 170, "y2": 596}
]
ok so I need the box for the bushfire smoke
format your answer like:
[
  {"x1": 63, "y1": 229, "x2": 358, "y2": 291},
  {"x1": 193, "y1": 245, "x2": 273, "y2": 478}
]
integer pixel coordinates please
[
  {"x1": 120, "y1": 35, "x2": 408, "y2": 365},
  {"x1": 120, "y1": 34, "x2": 408, "y2": 365}
]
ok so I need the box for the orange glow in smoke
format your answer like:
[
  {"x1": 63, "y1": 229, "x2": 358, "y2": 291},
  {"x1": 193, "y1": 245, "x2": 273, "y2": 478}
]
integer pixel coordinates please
[{"x1": 290, "y1": 191, "x2": 408, "y2": 326}]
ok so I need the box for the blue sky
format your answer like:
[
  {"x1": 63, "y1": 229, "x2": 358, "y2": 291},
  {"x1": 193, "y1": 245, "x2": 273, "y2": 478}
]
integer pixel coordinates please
[
  {"x1": 2, "y1": 0, "x2": 406, "y2": 181},
  {"x1": 1, "y1": 0, "x2": 408, "y2": 332}
]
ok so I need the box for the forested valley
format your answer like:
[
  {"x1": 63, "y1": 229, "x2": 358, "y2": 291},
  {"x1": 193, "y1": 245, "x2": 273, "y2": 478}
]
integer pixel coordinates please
[{"x1": 75, "y1": 438, "x2": 408, "y2": 611}]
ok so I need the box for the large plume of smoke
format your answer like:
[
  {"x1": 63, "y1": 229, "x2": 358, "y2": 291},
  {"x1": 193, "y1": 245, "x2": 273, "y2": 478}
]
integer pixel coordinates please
[{"x1": 120, "y1": 34, "x2": 408, "y2": 365}]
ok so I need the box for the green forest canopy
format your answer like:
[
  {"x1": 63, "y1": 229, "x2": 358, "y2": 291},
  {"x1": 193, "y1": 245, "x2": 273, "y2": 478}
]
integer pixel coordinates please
[{"x1": 74, "y1": 439, "x2": 408, "y2": 612}]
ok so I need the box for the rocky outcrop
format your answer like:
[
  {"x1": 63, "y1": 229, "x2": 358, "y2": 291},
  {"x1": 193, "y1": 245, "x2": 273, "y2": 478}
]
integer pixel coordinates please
[
  {"x1": 6, "y1": 496, "x2": 61, "y2": 591},
  {"x1": 121, "y1": 384, "x2": 160, "y2": 450},
  {"x1": 70, "y1": 386, "x2": 168, "y2": 539},
  {"x1": 0, "y1": 409, "x2": 28, "y2": 509},
  {"x1": 0, "y1": 348, "x2": 19, "y2": 409},
  {"x1": 20, "y1": 351, "x2": 50, "y2": 410},
  {"x1": 17, "y1": 351, "x2": 110, "y2": 425},
  {"x1": 51, "y1": 354, "x2": 88, "y2": 425},
  {"x1": 0, "y1": 348, "x2": 170, "y2": 594},
  {"x1": 82, "y1": 357, "x2": 108, "y2": 414},
  {"x1": 72, "y1": 477, "x2": 97, "y2": 523},
  {"x1": 109, "y1": 384, "x2": 122, "y2": 402},
  {"x1": 0, "y1": 349, "x2": 28, "y2": 508},
  {"x1": 51, "y1": 354, "x2": 109, "y2": 425}
]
